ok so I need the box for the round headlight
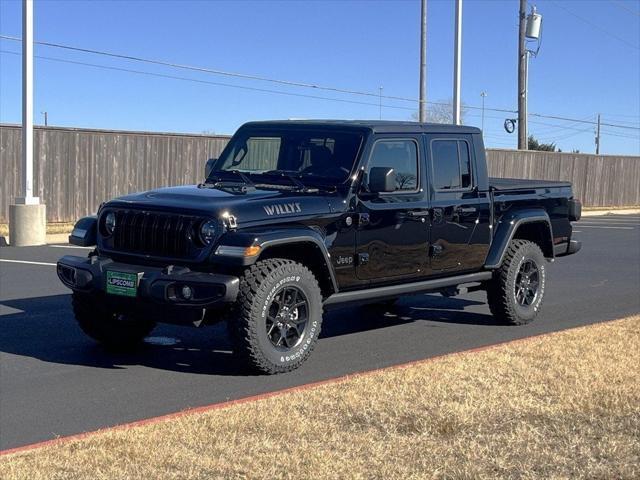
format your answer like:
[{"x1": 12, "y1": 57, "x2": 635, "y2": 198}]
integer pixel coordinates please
[
  {"x1": 104, "y1": 212, "x2": 116, "y2": 235},
  {"x1": 199, "y1": 220, "x2": 217, "y2": 245}
]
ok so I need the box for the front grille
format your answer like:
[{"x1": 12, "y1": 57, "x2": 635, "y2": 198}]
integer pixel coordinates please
[{"x1": 111, "y1": 210, "x2": 199, "y2": 257}]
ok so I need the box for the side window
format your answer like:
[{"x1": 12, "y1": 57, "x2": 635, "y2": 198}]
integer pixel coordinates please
[
  {"x1": 431, "y1": 139, "x2": 472, "y2": 190},
  {"x1": 367, "y1": 140, "x2": 418, "y2": 192}
]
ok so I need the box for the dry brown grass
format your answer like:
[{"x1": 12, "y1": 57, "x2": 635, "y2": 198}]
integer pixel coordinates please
[{"x1": 2, "y1": 316, "x2": 639, "y2": 480}]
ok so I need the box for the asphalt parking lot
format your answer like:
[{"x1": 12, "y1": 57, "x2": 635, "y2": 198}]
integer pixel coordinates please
[{"x1": 1, "y1": 214, "x2": 639, "y2": 450}]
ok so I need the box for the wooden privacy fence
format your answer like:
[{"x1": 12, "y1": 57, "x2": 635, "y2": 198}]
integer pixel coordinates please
[
  {"x1": 486, "y1": 149, "x2": 640, "y2": 210},
  {"x1": 1, "y1": 124, "x2": 639, "y2": 223}
]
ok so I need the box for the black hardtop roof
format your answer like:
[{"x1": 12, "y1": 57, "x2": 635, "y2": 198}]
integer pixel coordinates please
[{"x1": 241, "y1": 120, "x2": 481, "y2": 135}]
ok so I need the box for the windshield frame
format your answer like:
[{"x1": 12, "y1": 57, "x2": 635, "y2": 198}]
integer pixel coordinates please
[{"x1": 208, "y1": 126, "x2": 366, "y2": 188}]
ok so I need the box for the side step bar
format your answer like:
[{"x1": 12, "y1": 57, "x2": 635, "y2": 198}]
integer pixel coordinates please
[{"x1": 323, "y1": 271, "x2": 492, "y2": 308}]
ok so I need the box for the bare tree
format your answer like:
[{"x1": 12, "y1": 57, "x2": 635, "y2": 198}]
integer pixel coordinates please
[{"x1": 412, "y1": 98, "x2": 468, "y2": 124}]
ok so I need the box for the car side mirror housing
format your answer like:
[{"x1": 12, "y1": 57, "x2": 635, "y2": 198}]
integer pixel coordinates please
[
  {"x1": 369, "y1": 167, "x2": 396, "y2": 193},
  {"x1": 205, "y1": 158, "x2": 217, "y2": 179}
]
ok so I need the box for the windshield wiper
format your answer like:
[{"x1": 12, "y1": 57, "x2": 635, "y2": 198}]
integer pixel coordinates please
[
  {"x1": 260, "y1": 170, "x2": 318, "y2": 193},
  {"x1": 201, "y1": 170, "x2": 256, "y2": 192}
]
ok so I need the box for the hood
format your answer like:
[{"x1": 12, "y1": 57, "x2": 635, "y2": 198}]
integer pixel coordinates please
[{"x1": 105, "y1": 185, "x2": 337, "y2": 225}]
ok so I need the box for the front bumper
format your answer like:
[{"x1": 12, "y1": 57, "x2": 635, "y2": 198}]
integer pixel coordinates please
[{"x1": 56, "y1": 255, "x2": 239, "y2": 306}]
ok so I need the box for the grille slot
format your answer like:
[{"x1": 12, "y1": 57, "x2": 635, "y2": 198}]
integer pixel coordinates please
[{"x1": 111, "y1": 210, "x2": 197, "y2": 257}]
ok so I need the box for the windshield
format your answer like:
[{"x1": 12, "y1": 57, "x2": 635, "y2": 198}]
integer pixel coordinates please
[{"x1": 209, "y1": 129, "x2": 362, "y2": 185}]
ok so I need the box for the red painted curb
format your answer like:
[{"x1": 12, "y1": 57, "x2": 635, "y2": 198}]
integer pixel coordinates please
[{"x1": 0, "y1": 318, "x2": 624, "y2": 457}]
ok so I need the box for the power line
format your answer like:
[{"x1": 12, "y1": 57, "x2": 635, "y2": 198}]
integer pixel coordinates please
[
  {"x1": 607, "y1": 0, "x2": 640, "y2": 17},
  {"x1": 547, "y1": 0, "x2": 640, "y2": 50},
  {"x1": 1, "y1": 34, "x2": 639, "y2": 131},
  {"x1": 0, "y1": 33, "x2": 516, "y2": 116},
  {"x1": 0, "y1": 49, "x2": 418, "y2": 112},
  {"x1": 0, "y1": 34, "x2": 426, "y2": 105},
  {"x1": 529, "y1": 112, "x2": 639, "y2": 131}
]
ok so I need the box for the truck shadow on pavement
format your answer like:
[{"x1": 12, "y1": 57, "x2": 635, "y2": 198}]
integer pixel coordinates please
[{"x1": 0, "y1": 293, "x2": 494, "y2": 376}]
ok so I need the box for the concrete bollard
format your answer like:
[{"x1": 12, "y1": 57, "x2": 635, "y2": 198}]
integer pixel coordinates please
[{"x1": 9, "y1": 204, "x2": 47, "y2": 246}]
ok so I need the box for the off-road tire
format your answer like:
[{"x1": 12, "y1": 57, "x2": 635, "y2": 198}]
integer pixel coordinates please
[
  {"x1": 486, "y1": 239, "x2": 546, "y2": 325},
  {"x1": 230, "y1": 258, "x2": 323, "y2": 374},
  {"x1": 72, "y1": 292, "x2": 156, "y2": 349}
]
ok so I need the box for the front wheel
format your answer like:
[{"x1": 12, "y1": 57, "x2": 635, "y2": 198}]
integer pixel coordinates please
[
  {"x1": 229, "y1": 259, "x2": 323, "y2": 374},
  {"x1": 486, "y1": 239, "x2": 546, "y2": 325}
]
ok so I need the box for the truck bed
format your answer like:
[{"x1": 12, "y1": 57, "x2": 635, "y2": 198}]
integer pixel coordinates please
[{"x1": 489, "y1": 177, "x2": 572, "y2": 191}]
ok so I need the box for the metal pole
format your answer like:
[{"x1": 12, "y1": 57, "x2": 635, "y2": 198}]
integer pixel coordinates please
[
  {"x1": 379, "y1": 86, "x2": 383, "y2": 120},
  {"x1": 518, "y1": 0, "x2": 528, "y2": 149},
  {"x1": 21, "y1": 0, "x2": 37, "y2": 204},
  {"x1": 453, "y1": 0, "x2": 462, "y2": 125},
  {"x1": 42, "y1": 111, "x2": 48, "y2": 126},
  {"x1": 419, "y1": 0, "x2": 427, "y2": 123},
  {"x1": 596, "y1": 113, "x2": 601, "y2": 155}
]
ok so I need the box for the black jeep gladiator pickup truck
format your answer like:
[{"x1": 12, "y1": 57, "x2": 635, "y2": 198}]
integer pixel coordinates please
[{"x1": 57, "y1": 120, "x2": 581, "y2": 374}]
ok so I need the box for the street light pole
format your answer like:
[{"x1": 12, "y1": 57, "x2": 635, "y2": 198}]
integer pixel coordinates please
[
  {"x1": 21, "y1": 0, "x2": 36, "y2": 204},
  {"x1": 452, "y1": 0, "x2": 462, "y2": 125},
  {"x1": 419, "y1": 0, "x2": 427, "y2": 122},
  {"x1": 9, "y1": 0, "x2": 46, "y2": 246}
]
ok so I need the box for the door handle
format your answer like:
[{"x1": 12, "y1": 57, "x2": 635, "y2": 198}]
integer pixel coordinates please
[
  {"x1": 407, "y1": 210, "x2": 431, "y2": 218},
  {"x1": 455, "y1": 207, "x2": 477, "y2": 214}
]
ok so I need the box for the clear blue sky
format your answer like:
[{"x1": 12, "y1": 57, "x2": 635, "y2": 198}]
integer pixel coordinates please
[{"x1": 1, "y1": 0, "x2": 639, "y2": 154}]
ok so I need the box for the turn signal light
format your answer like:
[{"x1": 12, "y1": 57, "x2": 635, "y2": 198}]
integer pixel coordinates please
[{"x1": 244, "y1": 245, "x2": 261, "y2": 257}]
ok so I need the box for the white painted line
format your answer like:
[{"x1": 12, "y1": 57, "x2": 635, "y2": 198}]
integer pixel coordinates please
[
  {"x1": 578, "y1": 219, "x2": 640, "y2": 223},
  {"x1": 0, "y1": 259, "x2": 56, "y2": 266},
  {"x1": 577, "y1": 225, "x2": 634, "y2": 230},
  {"x1": 48, "y1": 244, "x2": 93, "y2": 250}
]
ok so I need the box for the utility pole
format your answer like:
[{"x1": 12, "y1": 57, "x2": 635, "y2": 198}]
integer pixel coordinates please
[
  {"x1": 41, "y1": 111, "x2": 48, "y2": 126},
  {"x1": 596, "y1": 113, "x2": 601, "y2": 155},
  {"x1": 518, "y1": 0, "x2": 528, "y2": 149},
  {"x1": 480, "y1": 92, "x2": 487, "y2": 132},
  {"x1": 419, "y1": 0, "x2": 427, "y2": 123},
  {"x1": 453, "y1": 0, "x2": 462, "y2": 125},
  {"x1": 9, "y1": 0, "x2": 46, "y2": 246},
  {"x1": 379, "y1": 86, "x2": 383, "y2": 120}
]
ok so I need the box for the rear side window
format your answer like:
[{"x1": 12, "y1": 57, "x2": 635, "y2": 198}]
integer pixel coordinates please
[
  {"x1": 367, "y1": 139, "x2": 418, "y2": 191},
  {"x1": 431, "y1": 139, "x2": 472, "y2": 190}
]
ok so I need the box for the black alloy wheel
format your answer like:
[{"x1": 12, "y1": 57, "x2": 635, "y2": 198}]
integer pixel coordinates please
[{"x1": 266, "y1": 285, "x2": 309, "y2": 350}]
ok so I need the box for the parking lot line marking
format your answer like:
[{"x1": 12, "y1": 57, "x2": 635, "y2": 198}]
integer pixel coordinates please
[
  {"x1": 48, "y1": 244, "x2": 93, "y2": 250},
  {"x1": 578, "y1": 219, "x2": 640, "y2": 224},
  {"x1": 0, "y1": 259, "x2": 56, "y2": 266},
  {"x1": 577, "y1": 225, "x2": 634, "y2": 230}
]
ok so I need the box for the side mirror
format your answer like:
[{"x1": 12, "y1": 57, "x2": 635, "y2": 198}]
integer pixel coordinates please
[
  {"x1": 205, "y1": 158, "x2": 217, "y2": 179},
  {"x1": 368, "y1": 167, "x2": 396, "y2": 193}
]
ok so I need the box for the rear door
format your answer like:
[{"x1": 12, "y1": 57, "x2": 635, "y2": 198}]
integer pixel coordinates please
[
  {"x1": 355, "y1": 136, "x2": 430, "y2": 282},
  {"x1": 425, "y1": 134, "x2": 491, "y2": 272}
]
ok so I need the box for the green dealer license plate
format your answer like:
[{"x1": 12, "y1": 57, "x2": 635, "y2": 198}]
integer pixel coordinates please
[{"x1": 106, "y1": 271, "x2": 139, "y2": 297}]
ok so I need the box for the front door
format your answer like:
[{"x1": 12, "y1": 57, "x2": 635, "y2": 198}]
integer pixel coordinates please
[
  {"x1": 355, "y1": 137, "x2": 430, "y2": 282},
  {"x1": 426, "y1": 135, "x2": 491, "y2": 272}
]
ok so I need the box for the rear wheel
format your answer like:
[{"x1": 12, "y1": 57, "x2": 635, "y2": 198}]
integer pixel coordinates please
[
  {"x1": 486, "y1": 239, "x2": 546, "y2": 325},
  {"x1": 229, "y1": 259, "x2": 323, "y2": 374},
  {"x1": 72, "y1": 292, "x2": 156, "y2": 349}
]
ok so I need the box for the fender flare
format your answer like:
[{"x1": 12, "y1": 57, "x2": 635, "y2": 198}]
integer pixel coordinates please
[
  {"x1": 69, "y1": 215, "x2": 98, "y2": 247},
  {"x1": 212, "y1": 227, "x2": 339, "y2": 294},
  {"x1": 484, "y1": 208, "x2": 553, "y2": 269}
]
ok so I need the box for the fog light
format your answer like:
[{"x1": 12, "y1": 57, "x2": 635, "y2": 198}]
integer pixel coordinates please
[{"x1": 181, "y1": 285, "x2": 193, "y2": 300}]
